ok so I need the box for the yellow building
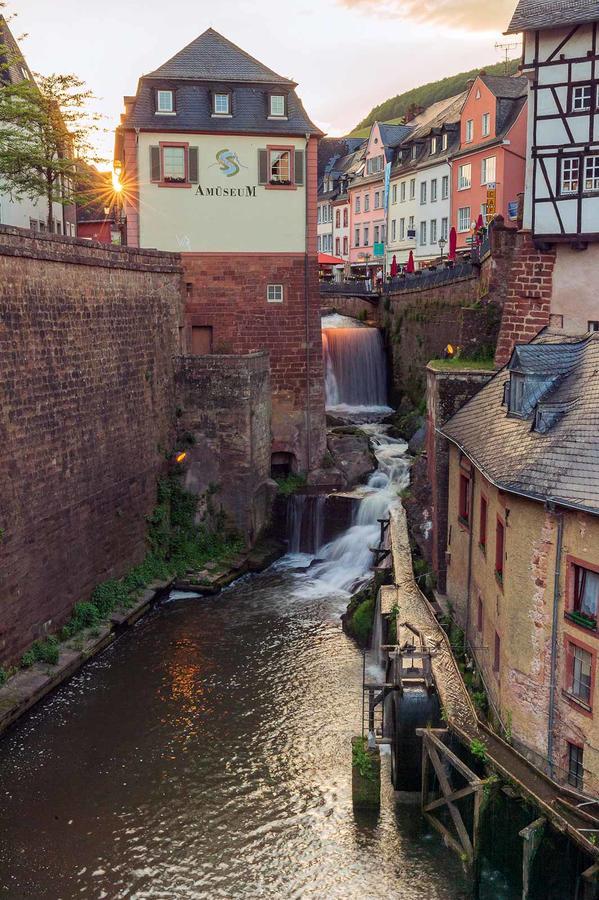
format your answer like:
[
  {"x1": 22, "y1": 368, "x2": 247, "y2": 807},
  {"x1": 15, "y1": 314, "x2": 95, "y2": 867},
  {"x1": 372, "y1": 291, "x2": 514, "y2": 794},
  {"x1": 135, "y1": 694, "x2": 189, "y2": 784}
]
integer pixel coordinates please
[{"x1": 441, "y1": 332, "x2": 599, "y2": 794}]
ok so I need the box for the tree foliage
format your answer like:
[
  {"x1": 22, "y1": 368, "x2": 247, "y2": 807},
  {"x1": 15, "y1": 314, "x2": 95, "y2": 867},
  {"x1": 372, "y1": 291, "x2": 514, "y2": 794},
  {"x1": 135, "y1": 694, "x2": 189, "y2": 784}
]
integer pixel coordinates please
[
  {"x1": 0, "y1": 7, "x2": 101, "y2": 226},
  {"x1": 352, "y1": 58, "x2": 521, "y2": 135}
]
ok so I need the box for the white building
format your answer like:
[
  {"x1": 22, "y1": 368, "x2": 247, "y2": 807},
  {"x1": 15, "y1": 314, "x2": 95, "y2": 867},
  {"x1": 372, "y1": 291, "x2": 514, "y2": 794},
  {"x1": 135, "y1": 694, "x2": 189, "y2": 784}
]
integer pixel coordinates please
[
  {"x1": 507, "y1": 0, "x2": 599, "y2": 333},
  {"x1": 386, "y1": 94, "x2": 465, "y2": 268}
]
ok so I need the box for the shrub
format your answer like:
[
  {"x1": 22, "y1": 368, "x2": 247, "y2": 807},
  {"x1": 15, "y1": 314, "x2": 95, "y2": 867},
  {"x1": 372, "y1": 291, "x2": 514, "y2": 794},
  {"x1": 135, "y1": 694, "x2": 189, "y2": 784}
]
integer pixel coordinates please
[
  {"x1": 32, "y1": 637, "x2": 59, "y2": 666},
  {"x1": 275, "y1": 473, "x2": 307, "y2": 496},
  {"x1": 470, "y1": 738, "x2": 488, "y2": 763},
  {"x1": 21, "y1": 649, "x2": 36, "y2": 668},
  {"x1": 0, "y1": 668, "x2": 7, "y2": 686}
]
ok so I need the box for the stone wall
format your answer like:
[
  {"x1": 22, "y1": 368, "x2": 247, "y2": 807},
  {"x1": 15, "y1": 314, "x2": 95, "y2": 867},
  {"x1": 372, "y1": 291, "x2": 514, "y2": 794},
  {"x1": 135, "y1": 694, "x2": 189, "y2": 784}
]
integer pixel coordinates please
[
  {"x1": 182, "y1": 252, "x2": 326, "y2": 474},
  {"x1": 0, "y1": 226, "x2": 184, "y2": 664},
  {"x1": 320, "y1": 294, "x2": 380, "y2": 324},
  {"x1": 175, "y1": 353, "x2": 274, "y2": 543}
]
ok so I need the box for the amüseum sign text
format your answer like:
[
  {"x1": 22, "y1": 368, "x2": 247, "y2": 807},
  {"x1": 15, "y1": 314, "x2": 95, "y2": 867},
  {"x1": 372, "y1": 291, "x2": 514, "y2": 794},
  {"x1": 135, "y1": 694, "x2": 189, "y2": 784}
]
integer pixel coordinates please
[{"x1": 195, "y1": 185, "x2": 256, "y2": 198}]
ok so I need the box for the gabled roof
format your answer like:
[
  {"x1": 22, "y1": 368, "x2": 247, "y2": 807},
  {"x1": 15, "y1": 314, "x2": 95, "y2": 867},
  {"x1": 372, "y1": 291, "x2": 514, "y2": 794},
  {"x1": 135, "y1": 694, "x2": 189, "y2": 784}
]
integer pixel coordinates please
[
  {"x1": 378, "y1": 122, "x2": 412, "y2": 149},
  {"x1": 506, "y1": 0, "x2": 599, "y2": 33},
  {"x1": 441, "y1": 331, "x2": 599, "y2": 515},
  {"x1": 479, "y1": 74, "x2": 528, "y2": 100},
  {"x1": 0, "y1": 15, "x2": 34, "y2": 86},
  {"x1": 146, "y1": 28, "x2": 295, "y2": 85}
]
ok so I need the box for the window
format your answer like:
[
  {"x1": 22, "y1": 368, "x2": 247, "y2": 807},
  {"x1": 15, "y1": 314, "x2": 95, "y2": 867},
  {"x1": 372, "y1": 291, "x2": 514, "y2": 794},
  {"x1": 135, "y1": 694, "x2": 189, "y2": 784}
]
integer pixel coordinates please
[
  {"x1": 420, "y1": 181, "x2": 427, "y2": 205},
  {"x1": 367, "y1": 155, "x2": 384, "y2": 175},
  {"x1": 419, "y1": 221, "x2": 427, "y2": 246},
  {"x1": 442, "y1": 133, "x2": 448, "y2": 152},
  {"x1": 477, "y1": 596, "x2": 483, "y2": 632},
  {"x1": 343, "y1": 208, "x2": 348, "y2": 227},
  {"x1": 441, "y1": 217, "x2": 448, "y2": 240},
  {"x1": 400, "y1": 182, "x2": 406, "y2": 203},
  {"x1": 269, "y1": 149, "x2": 291, "y2": 183},
  {"x1": 572, "y1": 563, "x2": 599, "y2": 622},
  {"x1": 408, "y1": 215, "x2": 415, "y2": 235},
  {"x1": 391, "y1": 219, "x2": 397, "y2": 241},
  {"x1": 356, "y1": 195, "x2": 361, "y2": 213},
  {"x1": 589, "y1": 321, "x2": 599, "y2": 331},
  {"x1": 458, "y1": 164, "x2": 472, "y2": 190},
  {"x1": 442, "y1": 175, "x2": 449, "y2": 200},
  {"x1": 267, "y1": 284, "x2": 283, "y2": 303},
  {"x1": 482, "y1": 112, "x2": 490, "y2": 137},
  {"x1": 572, "y1": 84, "x2": 592, "y2": 111},
  {"x1": 364, "y1": 225, "x2": 369, "y2": 245},
  {"x1": 162, "y1": 146, "x2": 186, "y2": 183},
  {"x1": 156, "y1": 90, "x2": 174, "y2": 113},
  {"x1": 458, "y1": 207, "x2": 471, "y2": 232},
  {"x1": 29, "y1": 218, "x2": 38, "y2": 231},
  {"x1": 481, "y1": 202, "x2": 489, "y2": 223},
  {"x1": 374, "y1": 225, "x2": 380, "y2": 243},
  {"x1": 343, "y1": 236, "x2": 348, "y2": 255},
  {"x1": 561, "y1": 157, "x2": 580, "y2": 195},
  {"x1": 431, "y1": 136, "x2": 437, "y2": 154},
  {"x1": 585, "y1": 155, "x2": 599, "y2": 191},
  {"x1": 334, "y1": 237, "x2": 339, "y2": 256},
  {"x1": 409, "y1": 179, "x2": 416, "y2": 200},
  {"x1": 317, "y1": 207, "x2": 322, "y2": 224},
  {"x1": 568, "y1": 743, "x2": 584, "y2": 789},
  {"x1": 431, "y1": 179, "x2": 438, "y2": 202},
  {"x1": 458, "y1": 471, "x2": 470, "y2": 525},
  {"x1": 466, "y1": 119, "x2": 474, "y2": 143},
  {"x1": 481, "y1": 156, "x2": 496, "y2": 185},
  {"x1": 355, "y1": 227, "x2": 360, "y2": 247},
  {"x1": 213, "y1": 92, "x2": 231, "y2": 115},
  {"x1": 381, "y1": 224, "x2": 386, "y2": 243},
  {"x1": 317, "y1": 235, "x2": 322, "y2": 252},
  {"x1": 479, "y1": 496, "x2": 488, "y2": 552},
  {"x1": 495, "y1": 518, "x2": 505, "y2": 583},
  {"x1": 508, "y1": 372, "x2": 526, "y2": 414},
  {"x1": 567, "y1": 642, "x2": 592, "y2": 705},
  {"x1": 494, "y1": 632, "x2": 500, "y2": 673},
  {"x1": 269, "y1": 94, "x2": 286, "y2": 117},
  {"x1": 430, "y1": 219, "x2": 437, "y2": 244},
  {"x1": 398, "y1": 218, "x2": 405, "y2": 240},
  {"x1": 334, "y1": 209, "x2": 339, "y2": 228},
  {"x1": 392, "y1": 184, "x2": 397, "y2": 204},
  {"x1": 364, "y1": 194, "x2": 370, "y2": 212},
  {"x1": 374, "y1": 192, "x2": 380, "y2": 209},
  {"x1": 412, "y1": 145, "x2": 418, "y2": 160}
]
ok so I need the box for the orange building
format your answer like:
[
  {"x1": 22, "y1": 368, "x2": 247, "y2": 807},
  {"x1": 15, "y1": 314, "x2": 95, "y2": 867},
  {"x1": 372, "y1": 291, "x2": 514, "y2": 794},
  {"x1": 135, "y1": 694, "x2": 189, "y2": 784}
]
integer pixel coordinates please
[{"x1": 451, "y1": 74, "x2": 528, "y2": 251}]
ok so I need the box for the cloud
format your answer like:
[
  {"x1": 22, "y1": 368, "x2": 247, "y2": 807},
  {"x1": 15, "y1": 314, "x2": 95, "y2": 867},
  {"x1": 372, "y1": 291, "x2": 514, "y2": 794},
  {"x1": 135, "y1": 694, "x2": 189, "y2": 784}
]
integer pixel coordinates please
[{"x1": 338, "y1": 0, "x2": 515, "y2": 32}]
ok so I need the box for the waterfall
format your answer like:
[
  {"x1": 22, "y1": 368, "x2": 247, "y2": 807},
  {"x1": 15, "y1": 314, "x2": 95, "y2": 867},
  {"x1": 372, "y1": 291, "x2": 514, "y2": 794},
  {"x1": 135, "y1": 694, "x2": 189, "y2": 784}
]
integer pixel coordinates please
[
  {"x1": 287, "y1": 495, "x2": 327, "y2": 555},
  {"x1": 321, "y1": 316, "x2": 388, "y2": 410}
]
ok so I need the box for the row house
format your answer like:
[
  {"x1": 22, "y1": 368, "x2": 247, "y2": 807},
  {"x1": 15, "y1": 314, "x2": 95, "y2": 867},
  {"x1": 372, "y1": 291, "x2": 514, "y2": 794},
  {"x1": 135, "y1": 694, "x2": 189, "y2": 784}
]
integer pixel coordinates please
[
  {"x1": 0, "y1": 16, "x2": 76, "y2": 235},
  {"x1": 348, "y1": 123, "x2": 411, "y2": 273},
  {"x1": 441, "y1": 332, "x2": 599, "y2": 794},
  {"x1": 506, "y1": 0, "x2": 599, "y2": 335},
  {"x1": 115, "y1": 28, "x2": 326, "y2": 473},
  {"x1": 451, "y1": 73, "x2": 527, "y2": 252},
  {"x1": 386, "y1": 94, "x2": 465, "y2": 268}
]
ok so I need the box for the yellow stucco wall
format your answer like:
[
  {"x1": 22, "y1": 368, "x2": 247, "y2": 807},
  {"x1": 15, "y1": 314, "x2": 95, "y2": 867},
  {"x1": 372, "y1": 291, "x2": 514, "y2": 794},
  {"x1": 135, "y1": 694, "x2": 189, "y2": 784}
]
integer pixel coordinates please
[
  {"x1": 446, "y1": 443, "x2": 599, "y2": 791},
  {"x1": 137, "y1": 132, "x2": 308, "y2": 253}
]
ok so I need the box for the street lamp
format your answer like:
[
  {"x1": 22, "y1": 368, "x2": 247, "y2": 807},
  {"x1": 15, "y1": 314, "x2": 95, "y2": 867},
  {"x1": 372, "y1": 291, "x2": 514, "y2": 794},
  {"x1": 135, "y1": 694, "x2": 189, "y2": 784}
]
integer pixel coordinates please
[{"x1": 438, "y1": 236, "x2": 447, "y2": 262}]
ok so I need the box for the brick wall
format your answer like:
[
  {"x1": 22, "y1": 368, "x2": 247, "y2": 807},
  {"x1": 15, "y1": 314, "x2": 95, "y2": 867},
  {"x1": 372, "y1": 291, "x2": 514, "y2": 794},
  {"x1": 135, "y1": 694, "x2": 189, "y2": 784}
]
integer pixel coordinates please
[
  {"x1": 494, "y1": 231, "x2": 555, "y2": 368},
  {"x1": 182, "y1": 252, "x2": 326, "y2": 472},
  {"x1": 0, "y1": 226, "x2": 184, "y2": 664},
  {"x1": 175, "y1": 353, "x2": 274, "y2": 543}
]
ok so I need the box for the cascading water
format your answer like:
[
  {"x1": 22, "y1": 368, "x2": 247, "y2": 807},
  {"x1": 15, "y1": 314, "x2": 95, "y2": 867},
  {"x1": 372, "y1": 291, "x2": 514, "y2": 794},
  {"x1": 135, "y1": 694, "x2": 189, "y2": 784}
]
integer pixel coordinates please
[
  {"x1": 286, "y1": 494, "x2": 326, "y2": 554},
  {"x1": 322, "y1": 314, "x2": 389, "y2": 413}
]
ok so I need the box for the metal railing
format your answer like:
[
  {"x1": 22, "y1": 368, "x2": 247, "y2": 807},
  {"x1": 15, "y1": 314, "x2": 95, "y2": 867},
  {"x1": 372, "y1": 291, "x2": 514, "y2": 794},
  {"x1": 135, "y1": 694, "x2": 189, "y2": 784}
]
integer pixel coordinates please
[
  {"x1": 382, "y1": 260, "x2": 475, "y2": 293},
  {"x1": 319, "y1": 281, "x2": 378, "y2": 297}
]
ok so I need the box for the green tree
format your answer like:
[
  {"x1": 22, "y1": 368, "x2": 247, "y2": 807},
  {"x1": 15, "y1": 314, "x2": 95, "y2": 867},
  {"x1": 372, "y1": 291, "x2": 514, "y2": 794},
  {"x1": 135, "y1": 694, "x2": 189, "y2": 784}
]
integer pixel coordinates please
[{"x1": 0, "y1": 9, "x2": 101, "y2": 228}]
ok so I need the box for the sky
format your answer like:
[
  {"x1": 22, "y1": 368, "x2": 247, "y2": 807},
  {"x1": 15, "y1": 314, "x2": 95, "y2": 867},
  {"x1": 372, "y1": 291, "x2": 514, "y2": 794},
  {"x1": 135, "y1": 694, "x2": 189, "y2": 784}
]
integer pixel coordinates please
[{"x1": 6, "y1": 0, "x2": 519, "y2": 164}]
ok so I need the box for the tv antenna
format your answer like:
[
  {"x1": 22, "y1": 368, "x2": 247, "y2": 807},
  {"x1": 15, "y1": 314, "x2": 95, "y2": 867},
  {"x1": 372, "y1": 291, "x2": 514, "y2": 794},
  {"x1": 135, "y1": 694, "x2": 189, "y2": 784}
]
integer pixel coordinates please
[{"x1": 495, "y1": 41, "x2": 522, "y2": 74}]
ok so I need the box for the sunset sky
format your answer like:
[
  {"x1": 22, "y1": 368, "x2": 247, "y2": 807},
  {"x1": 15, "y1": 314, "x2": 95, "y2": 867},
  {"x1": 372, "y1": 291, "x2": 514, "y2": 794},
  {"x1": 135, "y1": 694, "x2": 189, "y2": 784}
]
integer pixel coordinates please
[{"x1": 9, "y1": 0, "x2": 518, "y2": 163}]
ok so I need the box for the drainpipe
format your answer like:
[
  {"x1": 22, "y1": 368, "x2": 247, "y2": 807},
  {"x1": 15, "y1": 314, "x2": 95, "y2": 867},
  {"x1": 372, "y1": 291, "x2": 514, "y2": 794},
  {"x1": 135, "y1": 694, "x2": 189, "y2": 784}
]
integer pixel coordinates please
[
  {"x1": 547, "y1": 502, "x2": 564, "y2": 778},
  {"x1": 465, "y1": 465, "x2": 476, "y2": 640},
  {"x1": 304, "y1": 133, "x2": 312, "y2": 472}
]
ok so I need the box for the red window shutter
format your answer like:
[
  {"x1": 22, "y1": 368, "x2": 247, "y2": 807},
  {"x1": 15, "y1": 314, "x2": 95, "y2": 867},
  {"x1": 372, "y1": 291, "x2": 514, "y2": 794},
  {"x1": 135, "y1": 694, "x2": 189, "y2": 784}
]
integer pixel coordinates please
[
  {"x1": 150, "y1": 146, "x2": 161, "y2": 182},
  {"x1": 294, "y1": 150, "x2": 305, "y2": 186},
  {"x1": 479, "y1": 497, "x2": 487, "y2": 549},
  {"x1": 258, "y1": 149, "x2": 268, "y2": 185},
  {"x1": 188, "y1": 147, "x2": 199, "y2": 184}
]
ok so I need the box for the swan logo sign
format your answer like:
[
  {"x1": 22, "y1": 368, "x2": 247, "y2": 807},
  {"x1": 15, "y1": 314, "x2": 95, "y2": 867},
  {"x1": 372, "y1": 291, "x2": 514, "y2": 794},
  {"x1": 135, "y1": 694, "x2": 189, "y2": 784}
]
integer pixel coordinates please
[{"x1": 197, "y1": 148, "x2": 256, "y2": 197}]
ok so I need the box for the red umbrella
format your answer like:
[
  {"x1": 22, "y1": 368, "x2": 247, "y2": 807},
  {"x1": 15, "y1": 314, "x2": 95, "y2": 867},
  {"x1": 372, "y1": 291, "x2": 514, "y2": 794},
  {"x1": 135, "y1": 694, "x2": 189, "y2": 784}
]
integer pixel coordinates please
[
  {"x1": 448, "y1": 227, "x2": 457, "y2": 260},
  {"x1": 406, "y1": 250, "x2": 415, "y2": 273},
  {"x1": 476, "y1": 214, "x2": 484, "y2": 231},
  {"x1": 390, "y1": 254, "x2": 398, "y2": 277}
]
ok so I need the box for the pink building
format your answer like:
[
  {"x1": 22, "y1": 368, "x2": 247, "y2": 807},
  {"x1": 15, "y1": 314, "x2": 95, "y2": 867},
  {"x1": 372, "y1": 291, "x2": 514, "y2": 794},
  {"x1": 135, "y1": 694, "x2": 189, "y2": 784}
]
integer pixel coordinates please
[{"x1": 348, "y1": 122, "x2": 411, "y2": 274}]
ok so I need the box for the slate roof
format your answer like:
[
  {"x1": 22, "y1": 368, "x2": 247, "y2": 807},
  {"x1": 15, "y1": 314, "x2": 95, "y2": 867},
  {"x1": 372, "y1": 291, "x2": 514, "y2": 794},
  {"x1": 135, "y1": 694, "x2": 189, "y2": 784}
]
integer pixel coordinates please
[
  {"x1": 440, "y1": 331, "x2": 599, "y2": 515},
  {"x1": 379, "y1": 122, "x2": 412, "y2": 150},
  {"x1": 146, "y1": 28, "x2": 294, "y2": 85},
  {"x1": 480, "y1": 74, "x2": 528, "y2": 100},
  {"x1": 506, "y1": 0, "x2": 599, "y2": 33},
  {"x1": 121, "y1": 28, "x2": 321, "y2": 136},
  {"x1": 0, "y1": 16, "x2": 34, "y2": 86}
]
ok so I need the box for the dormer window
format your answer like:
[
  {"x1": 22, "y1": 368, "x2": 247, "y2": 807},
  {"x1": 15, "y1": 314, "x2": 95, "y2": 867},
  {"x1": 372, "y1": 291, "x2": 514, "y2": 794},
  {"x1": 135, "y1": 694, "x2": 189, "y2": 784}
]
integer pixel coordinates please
[
  {"x1": 507, "y1": 373, "x2": 525, "y2": 414},
  {"x1": 411, "y1": 145, "x2": 418, "y2": 160},
  {"x1": 269, "y1": 94, "x2": 287, "y2": 118},
  {"x1": 442, "y1": 133, "x2": 448, "y2": 151},
  {"x1": 213, "y1": 92, "x2": 231, "y2": 115},
  {"x1": 430, "y1": 137, "x2": 437, "y2": 154},
  {"x1": 156, "y1": 90, "x2": 174, "y2": 114}
]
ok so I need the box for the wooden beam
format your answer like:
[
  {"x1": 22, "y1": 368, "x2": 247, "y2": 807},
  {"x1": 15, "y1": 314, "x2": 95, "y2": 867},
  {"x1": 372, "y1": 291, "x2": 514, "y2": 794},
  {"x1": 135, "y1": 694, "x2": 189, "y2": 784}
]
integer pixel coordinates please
[
  {"x1": 424, "y1": 811, "x2": 466, "y2": 858},
  {"x1": 420, "y1": 729, "x2": 483, "y2": 786},
  {"x1": 422, "y1": 737, "x2": 430, "y2": 812},
  {"x1": 426, "y1": 738, "x2": 474, "y2": 860},
  {"x1": 425, "y1": 783, "x2": 480, "y2": 813}
]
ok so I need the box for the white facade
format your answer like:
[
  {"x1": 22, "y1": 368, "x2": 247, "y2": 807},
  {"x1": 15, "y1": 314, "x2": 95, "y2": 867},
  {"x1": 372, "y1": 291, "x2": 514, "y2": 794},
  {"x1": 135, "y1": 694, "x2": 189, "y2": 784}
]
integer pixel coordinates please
[
  {"x1": 522, "y1": 23, "x2": 599, "y2": 239},
  {"x1": 387, "y1": 160, "x2": 451, "y2": 267},
  {"x1": 317, "y1": 196, "x2": 333, "y2": 254},
  {"x1": 332, "y1": 199, "x2": 350, "y2": 260},
  {"x1": 0, "y1": 188, "x2": 69, "y2": 234}
]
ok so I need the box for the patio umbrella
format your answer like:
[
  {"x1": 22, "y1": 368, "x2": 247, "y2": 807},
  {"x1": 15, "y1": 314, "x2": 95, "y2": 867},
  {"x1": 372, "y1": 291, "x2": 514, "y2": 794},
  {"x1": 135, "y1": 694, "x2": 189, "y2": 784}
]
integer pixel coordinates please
[
  {"x1": 448, "y1": 227, "x2": 457, "y2": 260},
  {"x1": 476, "y1": 214, "x2": 484, "y2": 231},
  {"x1": 390, "y1": 255, "x2": 398, "y2": 277},
  {"x1": 406, "y1": 250, "x2": 415, "y2": 273}
]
